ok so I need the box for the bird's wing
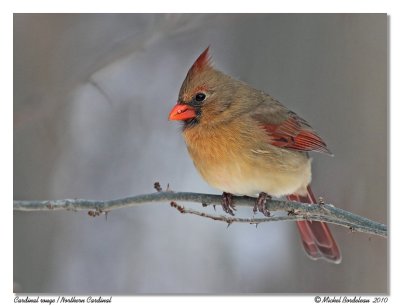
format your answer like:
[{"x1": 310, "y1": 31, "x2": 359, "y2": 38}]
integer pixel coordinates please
[{"x1": 251, "y1": 97, "x2": 331, "y2": 154}]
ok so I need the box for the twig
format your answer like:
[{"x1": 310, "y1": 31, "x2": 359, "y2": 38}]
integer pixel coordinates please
[
  {"x1": 13, "y1": 191, "x2": 387, "y2": 238},
  {"x1": 170, "y1": 201, "x2": 305, "y2": 227}
]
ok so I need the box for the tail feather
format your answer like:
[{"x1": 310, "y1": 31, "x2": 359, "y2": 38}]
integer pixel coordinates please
[{"x1": 287, "y1": 186, "x2": 341, "y2": 264}]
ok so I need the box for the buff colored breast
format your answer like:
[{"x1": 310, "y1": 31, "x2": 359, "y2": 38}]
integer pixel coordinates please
[{"x1": 182, "y1": 119, "x2": 312, "y2": 197}]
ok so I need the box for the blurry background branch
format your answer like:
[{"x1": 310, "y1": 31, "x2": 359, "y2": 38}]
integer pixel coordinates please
[{"x1": 14, "y1": 190, "x2": 387, "y2": 238}]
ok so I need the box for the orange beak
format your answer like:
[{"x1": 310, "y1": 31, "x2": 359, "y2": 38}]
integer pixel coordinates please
[{"x1": 168, "y1": 104, "x2": 196, "y2": 121}]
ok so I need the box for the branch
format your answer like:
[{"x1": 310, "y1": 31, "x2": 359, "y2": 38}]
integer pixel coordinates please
[{"x1": 14, "y1": 191, "x2": 387, "y2": 238}]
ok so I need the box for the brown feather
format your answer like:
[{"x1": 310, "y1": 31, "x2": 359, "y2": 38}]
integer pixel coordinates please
[
  {"x1": 287, "y1": 187, "x2": 341, "y2": 264},
  {"x1": 171, "y1": 48, "x2": 340, "y2": 263}
]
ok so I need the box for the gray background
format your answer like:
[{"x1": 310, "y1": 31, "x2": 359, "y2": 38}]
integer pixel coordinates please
[{"x1": 14, "y1": 14, "x2": 387, "y2": 294}]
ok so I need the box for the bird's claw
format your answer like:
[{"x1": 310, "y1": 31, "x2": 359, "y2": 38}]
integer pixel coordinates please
[
  {"x1": 221, "y1": 192, "x2": 236, "y2": 216},
  {"x1": 253, "y1": 192, "x2": 271, "y2": 217}
]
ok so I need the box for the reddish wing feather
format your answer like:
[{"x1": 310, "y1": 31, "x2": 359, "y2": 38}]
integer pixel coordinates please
[{"x1": 262, "y1": 115, "x2": 331, "y2": 154}]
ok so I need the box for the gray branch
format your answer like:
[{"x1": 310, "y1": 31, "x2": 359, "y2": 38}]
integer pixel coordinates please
[{"x1": 13, "y1": 191, "x2": 387, "y2": 238}]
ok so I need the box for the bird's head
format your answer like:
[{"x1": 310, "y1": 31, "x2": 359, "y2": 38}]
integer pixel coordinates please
[{"x1": 168, "y1": 47, "x2": 250, "y2": 128}]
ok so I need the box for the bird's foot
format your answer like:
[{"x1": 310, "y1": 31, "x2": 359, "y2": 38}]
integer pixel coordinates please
[
  {"x1": 221, "y1": 192, "x2": 236, "y2": 216},
  {"x1": 253, "y1": 192, "x2": 271, "y2": 217}
]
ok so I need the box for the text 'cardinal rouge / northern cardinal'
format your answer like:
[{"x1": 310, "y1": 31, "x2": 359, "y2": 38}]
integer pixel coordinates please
[{"x1": 168, "y1": 47, "x2": 341, "y2": 264}]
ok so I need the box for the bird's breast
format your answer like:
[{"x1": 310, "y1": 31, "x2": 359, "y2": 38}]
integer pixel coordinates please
[{"x1": 182, "y1": 121, "x2": 312, "y2": 197}]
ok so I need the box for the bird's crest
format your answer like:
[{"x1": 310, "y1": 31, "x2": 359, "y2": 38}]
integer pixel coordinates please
[{"x1": 187, "y1": 47, "x2": 213, "y2": 77}]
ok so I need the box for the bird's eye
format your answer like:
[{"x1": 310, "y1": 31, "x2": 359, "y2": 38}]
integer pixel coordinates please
[{"x1": 195, "y1": 93, "x2": 206, "y2": 102}]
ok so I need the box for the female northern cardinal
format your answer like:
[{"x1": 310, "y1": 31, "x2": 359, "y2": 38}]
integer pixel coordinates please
[{"x1": 168, "y1": 47, "x2": 341, "y2": 263}]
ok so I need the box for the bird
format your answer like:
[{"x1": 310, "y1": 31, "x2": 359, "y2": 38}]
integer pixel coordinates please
[{"x1": 168, "y1": 47, "x2": 341, "y2": 263}]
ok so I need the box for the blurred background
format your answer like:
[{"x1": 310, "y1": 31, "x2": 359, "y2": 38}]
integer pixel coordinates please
[{"x1": 13, "y1": 14, "x2": 387, "y2": 294}]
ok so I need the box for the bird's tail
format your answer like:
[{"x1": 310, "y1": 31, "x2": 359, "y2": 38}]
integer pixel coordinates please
[{"x1": 287, "y1": 185, "x2": 341, "y2": 264}]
